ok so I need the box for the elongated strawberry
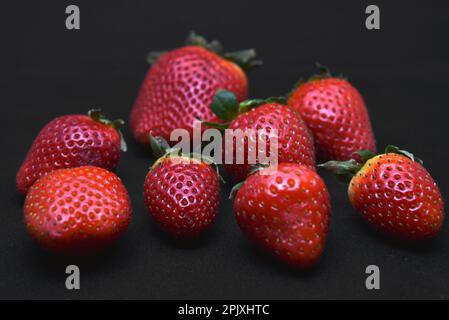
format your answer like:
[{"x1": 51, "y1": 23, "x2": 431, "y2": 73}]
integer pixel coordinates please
[
  {"x1": 143, "y1": 136, "x2": 221, "y2": 238},
  {"x1": 24, "y1": 166, "x2": 132, "y2": 254},
  {"x1": 233, "y1": 163, "x2": 331, "y2": 267},
  {"x1": 16, "y1": 109, "x2": 126, "y2": 194},
  {"x1": 129, "y1": 32, "x2": 261, "y2": 145},
  {"x1": 288, "y1": 64, "x2": 376, "y2": 162},
  {"x1": 207, "y1": 90, "x2": 315, "y2": 182},
  {"x1": 320, "y1": 146, "x2": 444, "y2": 239}
]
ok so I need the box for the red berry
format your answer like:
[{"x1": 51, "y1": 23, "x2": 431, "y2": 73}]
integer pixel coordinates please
[
  {"x1": 288, "y1": 74, "x2": 376, "y2": 161},
  {"x1": 16, "y1": 110, "x2": 126, "y2": 194},
  {"x1": 130, "y1": 33, "x2": 260, "y2": 145},
  {"x1": 24, "y1": 166, "x2": 132, "y2": 254},
  {"x1": 144, "y1": 156, "x2": 220, "y2": 238},
  {"x1": 225, "y1": 103, "x2": 315, "y2": 181},
  {"x1": 233, "y1": 163, "x2": 331, "y2": 267},
  {"x1": 321, "y1": 146, "x2": 444, "y2": 239}
]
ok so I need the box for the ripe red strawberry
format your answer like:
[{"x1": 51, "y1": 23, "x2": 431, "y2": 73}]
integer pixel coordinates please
[
  {"x1": 16, "y1": 110, "x2": 126, "y2": 195},
  {"x1": 129, "y1": 32, "x2": 261, "y2": 144},
  {"x1": 207, "y1": 90, "x2": 315, "y2": 182},
  {"x1": 320, "y1": 146, "x2": 444, "y2": 239},
  {"x1": 233, "y1": 163, "x2": 331, "y2": 267},
  {"x1": 24, "y1": 166, "x2": 132, "y2": 254},
  {"x1": 143, "y1": 136, "x2": 221, "y2": 238},
  {"x1": 287, "y1": 64, "x2": 376, "y2": 162}
]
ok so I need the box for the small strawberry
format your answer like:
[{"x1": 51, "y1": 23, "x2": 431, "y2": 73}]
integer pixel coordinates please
[
  {"x1": 24, "y1": 166, "x2": 132, "y2": 254},
  {"x1": 287, "y1": 64, "x2": 376, "y2": 162},
  {"x1": 16, "y1": 109, "x2": 126, "y2": 194},
  {"x1": 143, "y1": 136, "x2": 221, "y2": 238},
  {"x1": 207, "y1": 89, "x2": 315, "y2": 182},
  {"x1": 233, "y1": 163, "x2": 331, "y2": 267},
  {"x1": 320, "y1": 145, "x2": 444, "y2": 240},
  {"x1": 129, "y1": 32, "x2": 261, "y2": 144}
]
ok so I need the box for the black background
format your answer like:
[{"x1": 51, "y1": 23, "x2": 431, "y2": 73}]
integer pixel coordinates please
[{"x1": 1, "y1": 0, "x2": 449, "y2": 300}]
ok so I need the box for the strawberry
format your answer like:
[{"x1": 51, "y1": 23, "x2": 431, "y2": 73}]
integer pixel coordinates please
[
  {"x1": 320, "y1": 145, "x2": 444, "y2": 240},
  {"x1": 232, "y1": 163, "x2": 331, "y2": 267},
  {"x1": 287, "y1": 64, "x2": 376, "y2": 162},
  {"x1": 207, "y1": 90, "x2": 315, "y2": 182},
  {"x1": 129, "y1": 32, "x2": 261, "y2": 144},
  {"x1": 143, "y1": 136, "x2": 221, "y2": 238},
  {"x1": 16, "y1": 109, "x2": 126, "y2": 194},
  {"x1": 23, "y1": 166, "x2": 132, "y2": 254}
]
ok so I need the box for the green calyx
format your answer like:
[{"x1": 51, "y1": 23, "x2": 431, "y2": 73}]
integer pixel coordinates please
[
  {"x1": 88, "y1": 109, "x2": 124, "y2": 129},
  {"x1": 384, "y1": 145, "x2": 423, "y2": 165},
  {"x1": 87, "y1": 109, "x2": 127, "y2": 152},
  {"x1": 203, "y1": 89, "x2": 287, "y2": 130},
  {"x1": 146, "y1": 31, "x2": 262, "y2": 70},
  {"x1": 185, "y1": 31, "x2": 223, "y2": 53},
  {"x1": 288, "y1": 62, "x2": 346, "y2": 98},
  {"x1": 229, "y1": 181, "x2": 245, "y2": 200},
  {"x1": 210, "y1": 89, "x2": 239, "y2": 122},
  {"x1": 239, "y1": 96, "x2": 288, "y2": 113},
  {"x1": 186, "y1": 31, "x2": 262, "y2": 70},
  {"x1": 149, "y1": 134, "x2": 172, "y2": 159},
  {"x1": 318, "y1": 158, "x2": 365, "y2": 183},
  {"x1": 146, "y1": 51, "x2": 168, "y2": 65},
  {"x1": 318, "y1": 145, "x2": 423, "y2": 183},
  {"x1": 248, "y1": 163, "x2": 271, "y2": 176},
  {"x1": 148, "y1": 134, "x2": 224, "y2": 182},
  {"x1": 222, "y1": 49, "x2": 262, "y2": 70},
  {"x1": 309, "y1": 62, "x2": 332, "y2": 80}
]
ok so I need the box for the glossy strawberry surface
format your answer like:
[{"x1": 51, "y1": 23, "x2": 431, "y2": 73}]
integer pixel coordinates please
[
  {"x1": 144, "y1": 156, "x2": 220, "y2": 238},
  {"x1": 224, "y1": 103, "x2": 315, "y2": 182},
  {"x1": 16, "y1": 114, "x2": 122, "y2": 194},
  {"x1": 349, "y1": 153, "x2": 444, "y2": 239},
  {"x1": 24, "y1": 166, "x2": 131, "y2": 254},
  {"x1": 288, "y1": 77, "x2": 376, "y2": 161},
  {"x1": 234, "y1": 163, "x2": 331, "y2": 267},
  {"x1": 130, "y1": 46, "x2": 248, "y2": 144}
]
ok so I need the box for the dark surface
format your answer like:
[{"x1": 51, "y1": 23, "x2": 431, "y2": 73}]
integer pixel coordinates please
[{"x1": 1, "y1": 0, "x2": 449, "y2": 299}]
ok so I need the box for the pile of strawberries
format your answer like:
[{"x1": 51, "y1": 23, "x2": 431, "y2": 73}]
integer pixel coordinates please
[{"x1": 17, "y1": 33, "x2": 444, "y2": 267}]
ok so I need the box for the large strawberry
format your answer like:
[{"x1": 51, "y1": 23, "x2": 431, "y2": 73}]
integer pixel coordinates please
[
  {"x1": 233, "y1": 163, "x2": 331, "y2": 267},
  {"x1": 320, "y1": 146, "x2": 444, "y2": 240},
  {"x1": 143, "y1": 136, "x2": 221, "y2": 238},
  {"x1": 16, "y1": 110, "x2": 126, "y2": 194},
  {"x1": 24, "y1": 166, "x2": 132, "y2": 254},
  {"x1": 129, "y1": 32, "x2": 261, "y2": 144},
  {"x1": 288, "y1": 64, "x2": 376, "y2": 162},
  {"x1": 207, "y1": 90, "x2": 315, "y2": 182}
]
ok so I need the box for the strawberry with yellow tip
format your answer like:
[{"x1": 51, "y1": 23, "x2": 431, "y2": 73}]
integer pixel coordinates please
[{"x1": 320, "y1": 145, "x2": 444, "y2": 240}]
